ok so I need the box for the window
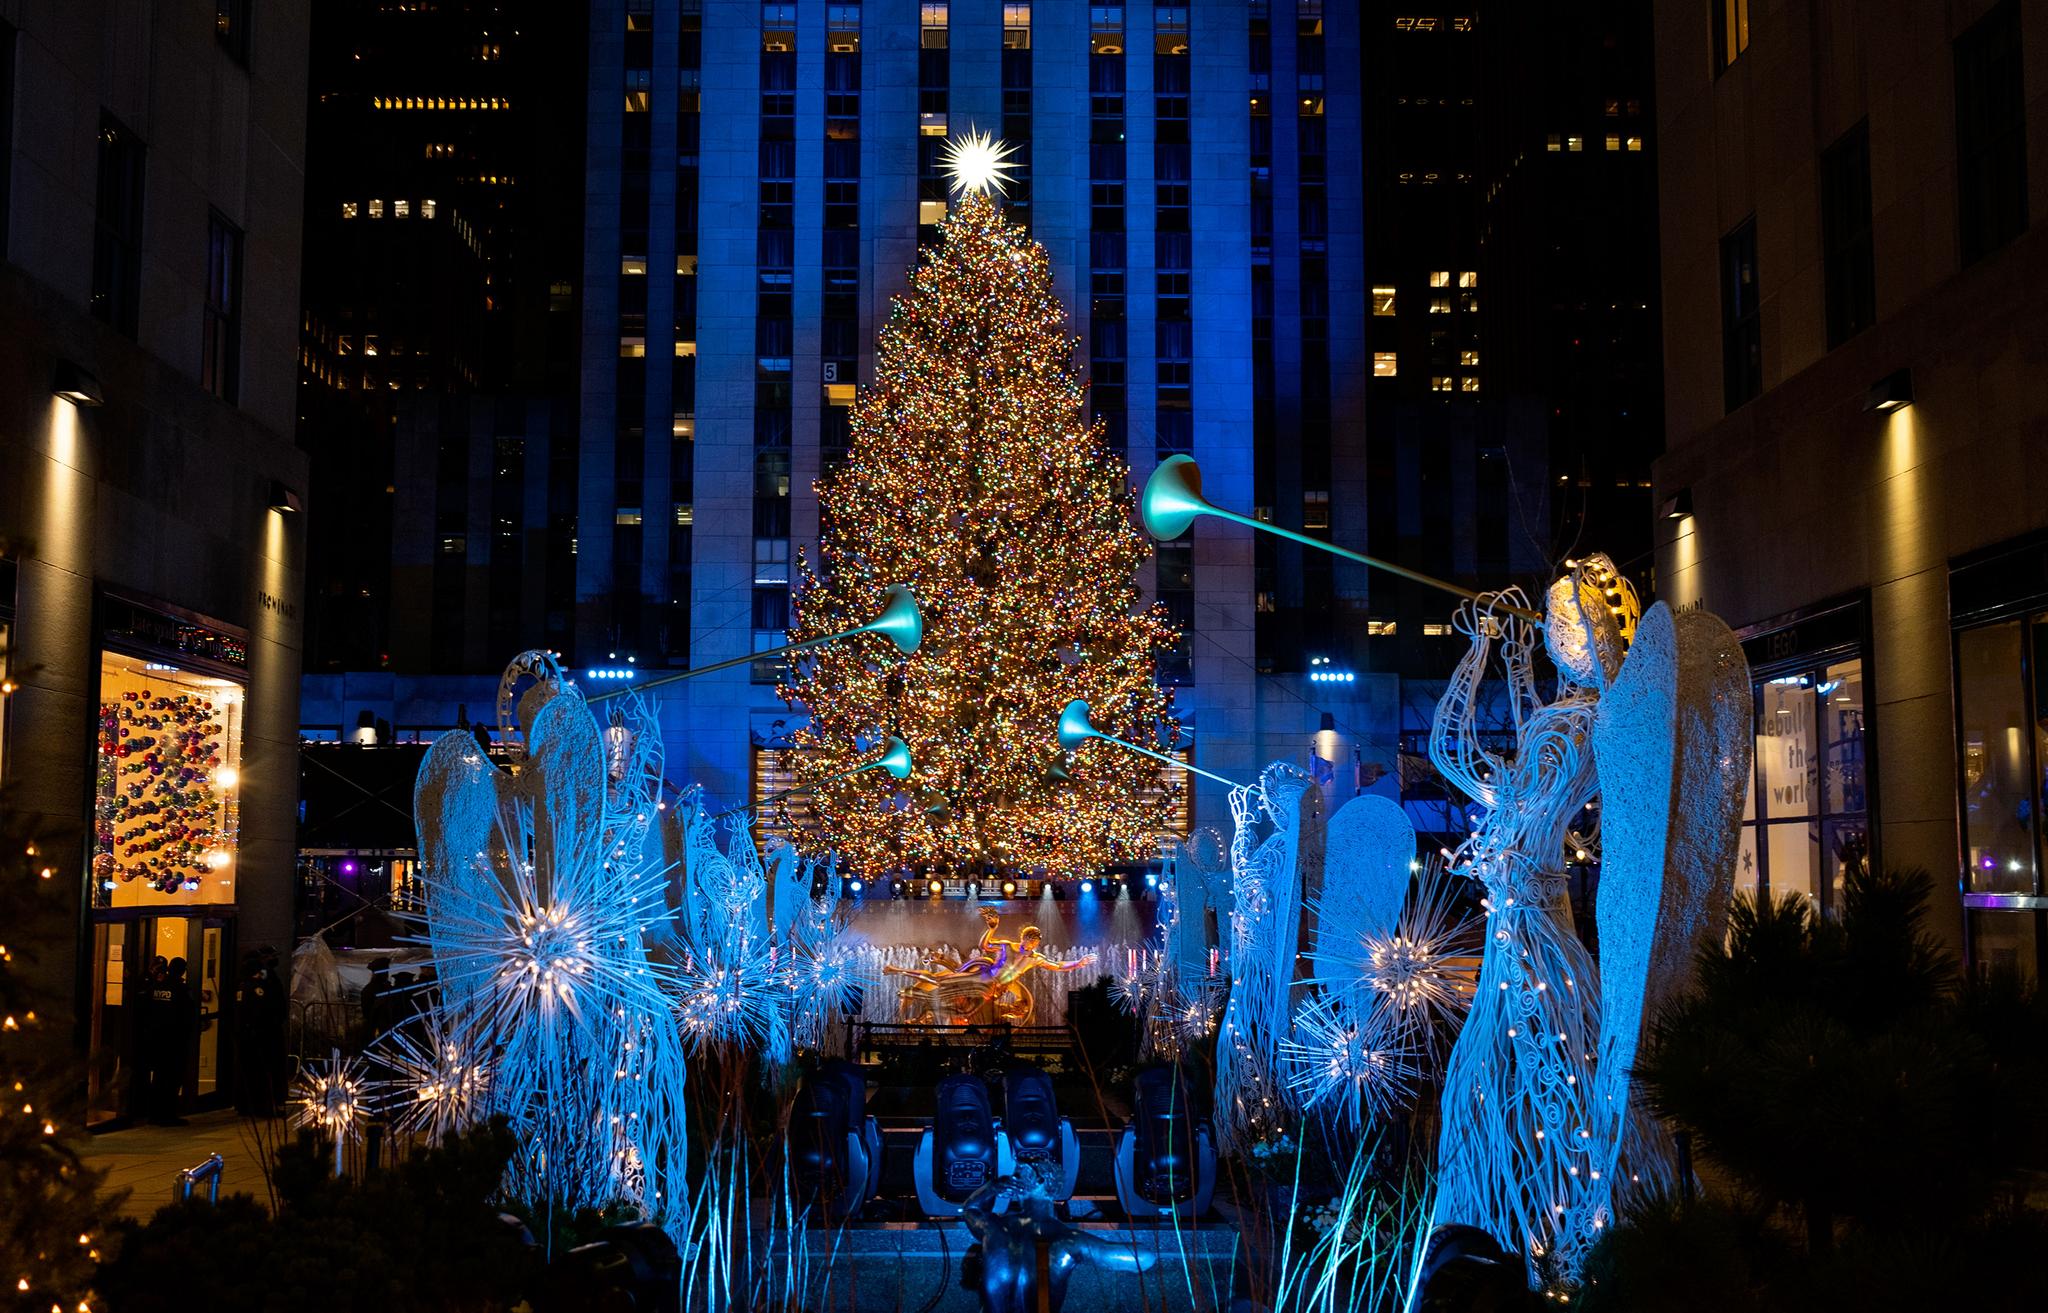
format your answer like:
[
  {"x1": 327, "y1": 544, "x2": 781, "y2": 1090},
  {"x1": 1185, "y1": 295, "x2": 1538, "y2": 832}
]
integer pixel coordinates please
[
  {"x1": 922, "y1": 1, "x2": 949, "y2": 47},
  {"x1": 1430, "y1": 375, "x2": 1453, "y2": 392},
  {"x1": 1429, "y1": 296, "x2": 1451, "y2": 315},
  {"x1": 1372, "y1": 351, "x2": 1397, "y2": 377},
  {"x1": 1460, "y1": 376, "x2": 1479, "y2": 392},
  {"x1": 1566, "y1": 135, "x2": 1583, "y2": 152},
  {"x1": 393, "y1": 198, "x2": 410, "y2": 219},
  {"x1": 1716, "y1": 0, "x2": 1750, "y2": 68},
  {"x1": 1720, "y1": 216, "x2": 1761, "y2": 411},
  {"x1": 615, "y1": 508, "x2": 643, "y2": 526},
  {"x1": 90, "y1": 651, "x2": 245, "y2": 909},
  {"x1": 201, "y1": 212, "x2": 242, "y2": 403},
  {"x1": 1955, "y1": 0, "x2": 2028, "y2": 267},
  {"x1": 368, "y1": 198, "x2": 384, "y2": 218},
  {"x1": 215, "y1": 0, "x2": 251, "y2": 65},
  {"x1": 341, "y1": 200, "x2": 357, "y2": 219},
  {"x1": 1605, "y1": 134, "x2": 1621, "y2": 151},
  {"x1": 0, "y1": 19, "x2": 15, "y2": 253},
  {"x1": 1427, "y1": 270, "x2": 1450, "y2": 287},
  {"x1": 1371, "y1": 286, "x2": 1396, "y2": 316},
  {"x1": 1819, "y1": 119, "x2": 1875, "y2": 348},
  {"x1": 1366, "y1": 619, "x2": 1398, "y2": 636},
  {"x1": 421, "y1": 198, "x2": 437, "y2": 218},
  {"x1": 1459, "y1": 350, "x2": 1479, "y2": 366},
  {"x1": 1626, "y1": 135, "x2": 1643, "y2": 151},
  {"x1": 1738, "y1": 660, "x2": 1868, "y2": 916},
  {"x1": 92, "y1": 114, "x2": 147, "y2": 337},
  {"x1": 1546, "y1": 134, "x2": 1561, "y2": 152},
  {"x1": 1005, "y1": 1, "x2": 1031, "y2": 47}
]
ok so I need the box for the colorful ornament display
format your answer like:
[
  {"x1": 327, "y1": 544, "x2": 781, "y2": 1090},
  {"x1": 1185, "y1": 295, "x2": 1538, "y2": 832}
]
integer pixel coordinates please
[{"x1": 94, "y1": 689, "x2": 227, "y2": 893}]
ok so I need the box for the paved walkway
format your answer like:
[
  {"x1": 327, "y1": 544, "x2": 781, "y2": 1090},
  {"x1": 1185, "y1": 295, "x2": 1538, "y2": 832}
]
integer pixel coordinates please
[{"x1": 75, "y1": 1110, "x2": 282, "y2": 1223}]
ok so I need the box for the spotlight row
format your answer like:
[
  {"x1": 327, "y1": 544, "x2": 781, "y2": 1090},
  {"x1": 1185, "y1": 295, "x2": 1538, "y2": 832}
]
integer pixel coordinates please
[{"x1": 829, "y1": 874, "x2": 1156, "y2": 900}]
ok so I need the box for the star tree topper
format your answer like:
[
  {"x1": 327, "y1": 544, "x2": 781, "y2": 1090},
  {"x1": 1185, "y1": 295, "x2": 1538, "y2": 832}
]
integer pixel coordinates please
[{"x1": 940, "y1": 128, "x2": 1018, "y2": 197}]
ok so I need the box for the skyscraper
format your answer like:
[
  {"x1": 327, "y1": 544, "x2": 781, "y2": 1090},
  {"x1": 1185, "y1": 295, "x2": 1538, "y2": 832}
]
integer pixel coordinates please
[
  {"x1": 582, "y1": 0, "x2": 1382, "y2": 832},
  {"x1": 298, "y1": 0, "x2": 587, "y2": 676}
]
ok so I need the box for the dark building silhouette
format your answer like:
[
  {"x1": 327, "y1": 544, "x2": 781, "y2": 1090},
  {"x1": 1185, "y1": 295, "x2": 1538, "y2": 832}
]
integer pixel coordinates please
[{"x1": 298, "y1": 0, "x2": 588, "y2": 676}]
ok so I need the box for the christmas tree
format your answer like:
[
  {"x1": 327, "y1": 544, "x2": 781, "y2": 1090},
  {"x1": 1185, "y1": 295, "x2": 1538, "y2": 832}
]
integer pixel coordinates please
[
  {"x1": 0, "y1": 618, "x2": 113, "y2": 1313},
  {"x1": 782, "y1": 137, "x2": 1179, "y2": 880}
]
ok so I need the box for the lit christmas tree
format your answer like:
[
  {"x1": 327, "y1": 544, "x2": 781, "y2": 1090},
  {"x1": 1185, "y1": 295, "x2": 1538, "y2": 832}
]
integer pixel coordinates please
[
  {"x1": 782, "y1": 135, "x2": 1180, "y2": 880},
  {"x1": 0, "y1": 625, "x2": 111, "y2": 1313}
]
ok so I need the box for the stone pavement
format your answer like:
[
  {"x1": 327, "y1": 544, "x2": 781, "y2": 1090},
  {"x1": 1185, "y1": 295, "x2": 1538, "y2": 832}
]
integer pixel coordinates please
[{"x1": 75, "y1": 1109, "x2": 282, "y2": 1223}]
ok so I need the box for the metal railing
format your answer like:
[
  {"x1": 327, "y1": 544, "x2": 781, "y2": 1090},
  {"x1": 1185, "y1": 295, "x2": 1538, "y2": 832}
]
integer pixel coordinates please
[{"x1": 176, "y1": 1153, "x2": 225, "y2": 1205}]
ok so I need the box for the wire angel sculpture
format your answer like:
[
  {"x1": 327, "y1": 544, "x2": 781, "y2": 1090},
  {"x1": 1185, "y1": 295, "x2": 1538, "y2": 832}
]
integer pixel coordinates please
[
  {"x1": 1213, "y1": 762, "x2": 1320, "y2": 1151},
  {"x1": 413, "y1": 652, "x2": 692, "y2": 1238},
  {"x1": 1422, "y1": 562, "x2": 1637, "y2": 1284}
]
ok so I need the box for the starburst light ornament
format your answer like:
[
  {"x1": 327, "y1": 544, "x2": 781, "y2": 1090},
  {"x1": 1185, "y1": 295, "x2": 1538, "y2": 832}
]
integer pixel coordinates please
[
  {"x1": 1279, "y1": 993, "x2": 1417, "y2": 1132},
  {"x1": 939, "y1": 128, "x2": 1018, "y2": 196}
]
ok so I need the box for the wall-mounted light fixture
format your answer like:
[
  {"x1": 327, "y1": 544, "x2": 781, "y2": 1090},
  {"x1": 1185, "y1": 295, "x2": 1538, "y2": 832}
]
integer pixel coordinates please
[
  {"x1": 1659, "y1": 488, "x2": 1694, "y2": 521},
  {"x1": 1862, "y1": 366, "x2": 1913, "y2": 413},
  {"x1": 267, "y1": 480, "x2": 304, "y2": 514},
  {"x1": 51, "y1": 361, "x2": 105, "y2": 407}
]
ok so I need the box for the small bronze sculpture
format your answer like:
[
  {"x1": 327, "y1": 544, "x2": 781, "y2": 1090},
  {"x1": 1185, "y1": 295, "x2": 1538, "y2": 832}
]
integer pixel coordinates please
[{"x1": 960, "y1": 1157, "x2": 1155, "y2": 1313}]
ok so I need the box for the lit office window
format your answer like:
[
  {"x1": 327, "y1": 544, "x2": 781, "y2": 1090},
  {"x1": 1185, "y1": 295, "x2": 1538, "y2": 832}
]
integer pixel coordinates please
[
  {"x1": 1566, "y1": 135, "x2": 1583, "y2": 152},
  {"x1": 1428, "y1": 270, "x2": 1450, "y2": 287},
  {"x1": 1004, "y1": 2, "x2": 1031, "y2": 47},
  {"x1": 1459, "y1": 350, "x2": 1479, "y2": 367},
  {"x1": 1430, "y1": 375, "x2": 1453, "y2": 392},
  {"x1": 368, "y1": 198, "x2": 384, "y2": 218},
  {"x1": 341, "y1": 201, "x2": 358, "y2": 219},
  {"x1": 1460, "y1": 376, "x2": 1479, "y2": 392},
  {"x1": 1716, "y1": 0, "x2": 1750, "y2": 68},
  {"x1": 1372, "y1": 352, "x2": 1397, "y2": 377},
  {"x1": 1371, "y1": 286, "x2": 1396, "y2": 315},
  {"x1": 1457, "y1": 271, "x2": 1477, "y2": 288},
  {"x1": 922, "y1": 1, "x2": 949, "y2": 47}
]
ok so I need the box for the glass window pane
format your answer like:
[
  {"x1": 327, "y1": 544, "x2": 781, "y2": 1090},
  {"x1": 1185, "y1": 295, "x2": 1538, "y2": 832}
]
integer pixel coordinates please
[
  {"x1": 1735, "y1": 824, "x2": 1760, "y2": 903},
  {"x1": 2034, "y1": 617, "x2": 2048, "y2": 882},
  {"x1": 1757, "y1": 677, "x2": 1816, "y2": 819},
  {"x1": 1958, "y1": 621, "x2": 2035, "y2": 894},
  {"x1": 1823, "y1": 818, "x2": 1869, "y2": 912},
  {"x1": 1765, "y1": 820, "x2": 1818, "y2": 906},
  {"x1": 1820, "y1": 659, "x2": 1867, "y2": 816},
  {"x1": 91, "y1": 652, "x2": 245, "y2": 908},
  {"x1": 1968, "y1": 909, "x2": 2038, "y2": 988}
]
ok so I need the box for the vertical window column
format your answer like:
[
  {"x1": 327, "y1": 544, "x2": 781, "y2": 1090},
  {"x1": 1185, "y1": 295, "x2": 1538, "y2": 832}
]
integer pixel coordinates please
[
  {"x1": 1001, "y1": 3, "x2": 1033, "y2": 227},
  {"x1": 1154, "y1": 6, "x2": 1192, "y2": 683},
  {"x1": 1296, "y1": 0, "x2": 1330, "y2": 620},
  {"x1": 1249, "y1": 3, "x2": 1277, "y2": 626},
  {"x1": 822, "y1": 4, "x2": 862, "y2": 473},
  {"x1": 1088, "y1": 7, "x2": 1128, "y2": 459},
  {"x1": 917, "y1": 3, "x2": 950, "y2": 244},
  {"x1": 669, "y1": 0, "x2": 705, "y2": 664},
  {"x1": 754, "y1": 3, "x2": 798, "y2": 682},
  {"x1": 613, "y1": 1, "x2": 657, "y2": 658}
]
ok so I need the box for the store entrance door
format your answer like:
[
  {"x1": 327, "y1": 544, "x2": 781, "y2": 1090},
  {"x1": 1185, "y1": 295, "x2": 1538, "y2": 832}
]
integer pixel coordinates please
[{"x1": 85, "y1": 912, "x2": 236, "y2": 1129}]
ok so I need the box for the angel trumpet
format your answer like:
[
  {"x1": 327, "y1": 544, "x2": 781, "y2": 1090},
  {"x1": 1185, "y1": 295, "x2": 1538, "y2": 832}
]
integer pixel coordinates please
[
  {"x1": 590, "y1": 583, "x2": 923, "y2": 703},
  {"x1": 715, "y1": 735, "x2": 913, "y2": 819},
  {"x1": 1141, "y1": 455, "x2": 1543, "y2": 624},
  {"x1": 1055, "y1": 699, "x2": 1241, "y2": 788}
]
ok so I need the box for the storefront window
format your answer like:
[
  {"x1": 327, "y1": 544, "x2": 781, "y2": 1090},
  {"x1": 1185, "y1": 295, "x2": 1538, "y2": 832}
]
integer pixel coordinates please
[
  {"x1": 1957, "y1": 619, "x2": 2039, "y2": 895},
  {"x1": 90, "y1": 651, "x2": 244, "y2": 908},
  {"x1": 0, "y1": 612, "x2": 12, "y2": 786},
  {"x1": 1740, "y1": 658, "x2": 1869, "y2": 914}
]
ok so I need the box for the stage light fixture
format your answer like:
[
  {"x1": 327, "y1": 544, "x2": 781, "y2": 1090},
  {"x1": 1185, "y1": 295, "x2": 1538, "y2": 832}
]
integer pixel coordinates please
[
  {"x1": 1001, "y1": 880, "x2": 1017, "y2": 896},
  {"x1": 848, "y1": 878, "x2": 864, "y2": 895},
  {"x1": 1080, "y1": 880, "x2": 1094, "y2": 894},
  {"x1": 928, "y1": 879, "x2": 943, "y2": 896}
]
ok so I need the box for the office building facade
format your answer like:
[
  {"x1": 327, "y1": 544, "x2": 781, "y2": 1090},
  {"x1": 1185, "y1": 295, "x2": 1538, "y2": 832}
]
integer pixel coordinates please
[
  {"x1": 1652, "y1": 0, "x2": 2047, "y2": 970},
  {"x1": 0, "y1": 3, "x2": 310, "y2": 1123}
]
